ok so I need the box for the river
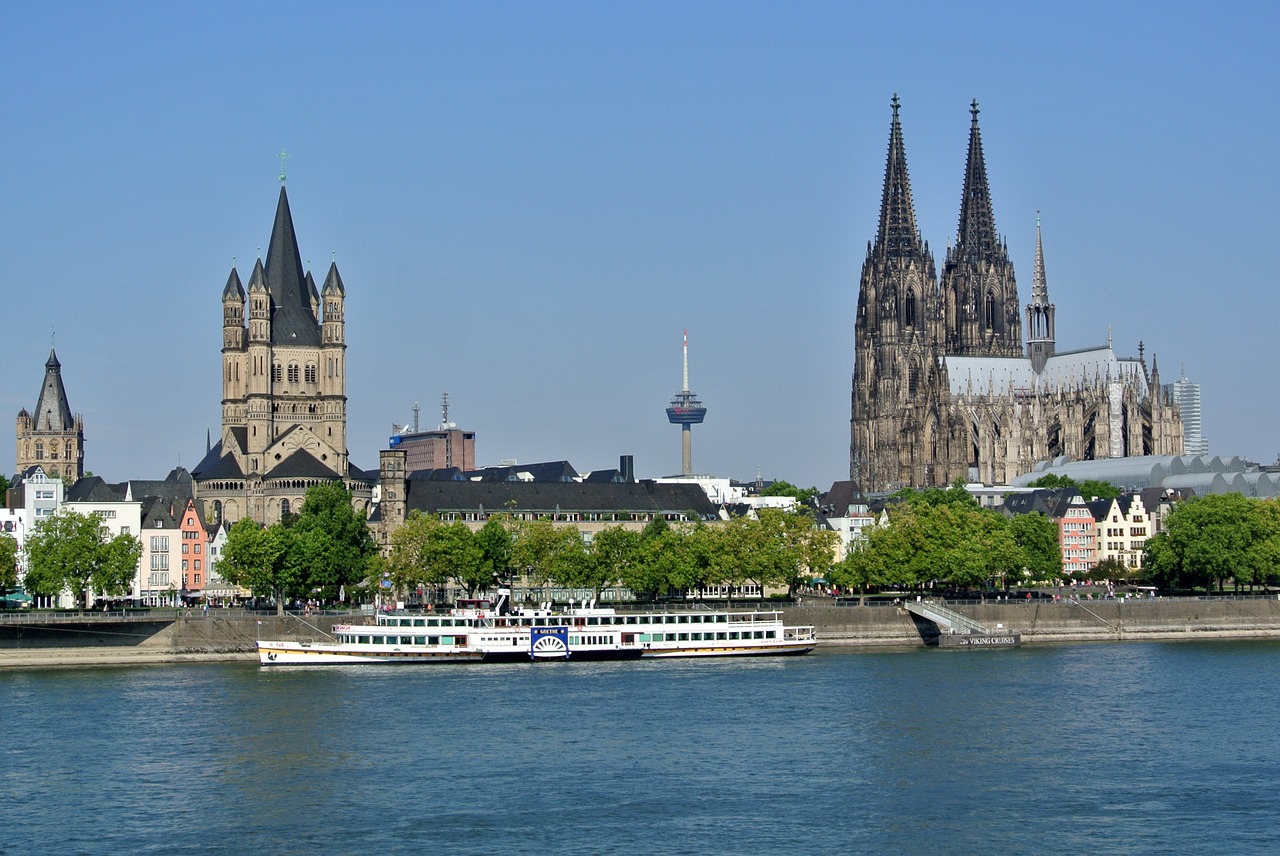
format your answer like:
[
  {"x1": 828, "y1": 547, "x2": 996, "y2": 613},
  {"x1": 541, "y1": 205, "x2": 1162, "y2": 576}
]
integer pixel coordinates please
[{"x1": 2, "y1": 640, "x2": 1278, "y2": 854}]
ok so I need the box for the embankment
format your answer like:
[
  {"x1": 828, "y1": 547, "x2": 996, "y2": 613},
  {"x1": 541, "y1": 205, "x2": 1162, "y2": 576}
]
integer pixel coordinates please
[{"x1": 3, "y1": 599, "x2": 1280, "y2": 669}]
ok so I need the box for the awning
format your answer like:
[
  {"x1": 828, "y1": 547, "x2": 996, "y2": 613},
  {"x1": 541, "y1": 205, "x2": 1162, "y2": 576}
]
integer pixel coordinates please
[{"x1": 1, "y1": 592, "x2": 33, "y2": 603}]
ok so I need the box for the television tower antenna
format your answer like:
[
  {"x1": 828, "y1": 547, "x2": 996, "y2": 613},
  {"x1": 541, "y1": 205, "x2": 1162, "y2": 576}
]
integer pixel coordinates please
[{"x1": 665, "y1": 330, "x2": 707, "y2": 475}]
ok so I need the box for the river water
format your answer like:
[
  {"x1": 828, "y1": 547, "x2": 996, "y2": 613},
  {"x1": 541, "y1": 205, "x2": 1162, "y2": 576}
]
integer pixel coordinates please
[{"x1": 2, "y1": 640, "x2": 1278, "y2": 855}]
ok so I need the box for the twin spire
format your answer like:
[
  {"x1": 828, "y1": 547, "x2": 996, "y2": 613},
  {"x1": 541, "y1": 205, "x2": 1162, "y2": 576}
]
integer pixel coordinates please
[{"x1": 874, "y1": 94, "x2": 925, "y2": 260}]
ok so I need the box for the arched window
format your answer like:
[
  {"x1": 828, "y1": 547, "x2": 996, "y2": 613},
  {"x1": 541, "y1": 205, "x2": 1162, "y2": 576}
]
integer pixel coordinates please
[
  {"x1": 984, "y1": 291, "x2": 996, "y2": 330},
  {"x1": 908, "y1": 364, "x2": 920, "y2": 397},
  {"x1": 288, "y1": 363, "x2": 300, "y2": 384},
  {"x1": 905, "y1": 290, "x2": 916, "y2": 328},
  {"x1": 272, "y1": 363, "x2": 282, "y2": 383},
  {"x1": 212, "y1": 500, "x2": 222, "y2": 523},
  {"x1": 305, "y1": 364, "x2": 316, "y2": 384},
  {"x1": 281, "y1": 499, "x2": 291, "y2": 518}
]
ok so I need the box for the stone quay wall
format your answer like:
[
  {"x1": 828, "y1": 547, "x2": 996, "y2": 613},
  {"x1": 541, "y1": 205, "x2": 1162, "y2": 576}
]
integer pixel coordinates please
[{"x1": 3, "y1": 599, "x2": 1280, "y2": 668}]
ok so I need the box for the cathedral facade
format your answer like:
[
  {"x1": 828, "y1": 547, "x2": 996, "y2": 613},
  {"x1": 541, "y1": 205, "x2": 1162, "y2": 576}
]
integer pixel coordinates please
[
  {"x1": 850, "y1": 98, "x2": 1182, "y2": 492},
  {"x1": 192, "y1": 185, "x2": 373, "y2": 525}
]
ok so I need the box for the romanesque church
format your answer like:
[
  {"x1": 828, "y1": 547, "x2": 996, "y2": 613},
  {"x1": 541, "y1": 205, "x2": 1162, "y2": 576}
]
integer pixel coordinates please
[
  {"x1": 192, "y1": 185, "x2": 373, "y2": 525},
  {"x1": 850, "y1": 98, "x2": 1182, "y2": 492}
]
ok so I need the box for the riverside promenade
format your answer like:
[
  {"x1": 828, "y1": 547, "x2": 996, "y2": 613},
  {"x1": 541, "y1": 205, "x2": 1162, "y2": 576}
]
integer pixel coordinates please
[{"x1": 3, "y1": 596, "x2": 1280, "y2": 668}]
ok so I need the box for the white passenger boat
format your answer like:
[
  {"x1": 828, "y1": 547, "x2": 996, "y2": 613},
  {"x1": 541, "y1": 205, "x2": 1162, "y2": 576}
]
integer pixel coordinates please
[{"x1": 257, "y1": 590, "x2": 816, "y2": 665}]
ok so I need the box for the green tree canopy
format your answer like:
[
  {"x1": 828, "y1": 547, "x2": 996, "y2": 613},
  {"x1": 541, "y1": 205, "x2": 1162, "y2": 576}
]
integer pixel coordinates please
[
  {"x1": 1007, "y1": 513, "x2": 1064, "y2": 582},
  {"x1": 1027, "y1": 474, "x2": 1120, "y2": 500},
  {"x1": 286, "y1": 481, "x2": 377, "y2": 597},
  {"x1": 1145, "y1": 494, "x2": 1280, "y2": 591},
  {"x1": 23, "y1": 510, "x2": 142, "y2": 608},
  {"x1": 475, "y1": 516, "x2": 514, "y2": 588},
  {"x1": 218, "y1": 518, "x2": 298, "y2": 615},
  {"x1": 759, "y1": 480, "x2": 820, "y2": 506},
  {"x1": 0, "y1": 533, "x2": 21, "y2": 595}
]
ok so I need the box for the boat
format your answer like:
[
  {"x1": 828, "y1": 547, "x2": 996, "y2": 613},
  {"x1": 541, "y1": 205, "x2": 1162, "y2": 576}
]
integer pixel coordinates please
[{"x1": 257, "y1": 589, "x2": 817, "y2": 665}]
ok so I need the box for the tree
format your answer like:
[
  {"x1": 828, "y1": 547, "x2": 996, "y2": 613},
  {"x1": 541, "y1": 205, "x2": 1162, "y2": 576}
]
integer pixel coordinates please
[
  {"x1": 753, "y1": 508, "x2": 837, "y2": 597},
  {"x1": 585, "y1": 526, "x2": 640, "y2": 602},
  {"x1": 0, "y1": 534, "x2": 19, "y2": 596},
  {"x1": 898, "y1": 480, "x2": 979, "y2": 509},
  {"x1": 1007, "y1": 513, "x2": 1064, "y2": 583},
  {"x1": 510, "y1": 519, "x2": 588, "y2": 592},
  {"x1": 1145, "y1": 494, "x2": 1280, "y2": 591},
  {"x1": 1028, "y1": 474, "x2": 1119, "y2": 501},
  {"x1": 475, "y1": 516, "x2": 514, "y2": 588},
  {"x1": 23, "y1": 510, "x2": 142, "y2": 608},
  {"x1": 287, "y1": 482, "x2": 377, "y2": 598},
  {"x1": 218, "y1": 518, "x2": 297, "y2": 615},
  {"x1": 387, "y1": 513, "x2": 453, "y2": 597},
  {"x1": 759, "y1": 480, "x2": 821, "y2": 506}
]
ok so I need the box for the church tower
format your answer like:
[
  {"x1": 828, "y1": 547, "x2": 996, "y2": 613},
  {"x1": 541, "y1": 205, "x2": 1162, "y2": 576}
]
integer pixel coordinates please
[
  {"x1": 940, "y1": 102, "x2": 1022, "y2": 357},
  {"x1": 16, "y1": 349, "x2": 85, "y2": 484},
  {"x1": 851, "y1": 96, "x2": 945, "y2": 490},
  {"x1": 1025, "y1": 215, "x2": 1056, "y2": 373},
  {"x1": 195, "y1": 183, "x2": 368, "y2": 526}
]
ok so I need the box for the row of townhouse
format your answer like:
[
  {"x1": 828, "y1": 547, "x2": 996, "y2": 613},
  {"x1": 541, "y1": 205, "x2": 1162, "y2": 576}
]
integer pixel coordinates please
[
  {"x1": 1001, "y1": 487, "x2": 1178, "y2": 574},
  {"x1": 3, "y1": 466, "x2": 240, "y2": 607}
]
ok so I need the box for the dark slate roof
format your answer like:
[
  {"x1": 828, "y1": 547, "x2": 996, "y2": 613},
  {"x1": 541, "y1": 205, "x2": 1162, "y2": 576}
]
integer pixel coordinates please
[
  {"x1": 65, "y1": 476, "x2": 125, "y2": 503},
  {"x1": 33, "y1": 348, "x2": 75, "y2": 431},
  {"x1": 191, "y1": 440, "x2": 246, "y2": 480},
  {"x1": 222, "y1": 268, "x2": 245, "y2": 301},
  {"x1": 264, "y1": 186, "x2": 321, "y2": 348},
  {"x1": 819, "y1": 480, "x2": 868, "y2": 516},
  {"x1": 406, "y1": 467, "x2": 467, "y2": 482},
  {"x1": 583, "y1": 469, "x2": 625, "y2": 484},
  {"x1": 322, "y1": 261, "x2": 345, "y2": 296},
  {"x1": 442, "y1": 460, "x2": 581, "y2": 483},
  {"x1": 264, "y1": 448, "x2": 340, "y2": 480},
  {"x1": 140, "y1": 495, "x2": 184, "y2": 530},
  {"x1": 404, "y1": 480, "x2": 718, "y2": 518}
]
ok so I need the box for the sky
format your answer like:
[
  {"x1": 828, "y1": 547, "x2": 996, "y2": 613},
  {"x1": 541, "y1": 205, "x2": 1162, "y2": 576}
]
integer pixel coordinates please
[{"x1": 2, "y1": 1, "x2": 1278, "y2": 490}]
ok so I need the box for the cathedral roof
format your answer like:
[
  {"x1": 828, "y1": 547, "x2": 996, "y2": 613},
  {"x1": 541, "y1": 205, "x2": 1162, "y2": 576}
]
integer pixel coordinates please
[
  {"x1": 264, "y1": 448, "x2": 342, "y2": 480},
  {"x1": 33, "y1": 348, "x2": 76, "y2": 432},
  {"x1": 264, "y1": 186, "x2": 321, "y2": 348},
  {"x1": 191, "y1": 439, "x2": 245, "y2": 480},
  {"x1": 943, "y1": 346, "x2": 1149, "y2": 397}
]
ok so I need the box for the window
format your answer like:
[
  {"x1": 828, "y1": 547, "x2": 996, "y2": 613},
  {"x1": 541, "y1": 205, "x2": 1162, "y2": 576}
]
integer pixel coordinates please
[
  {"x1": 305, "y1": 364, "x2": 317, "y2": 384},
  {"x1": 34, "y1": 442, "x2": 44, "y2": 460},
  {"x1": 288, "y1": 363, "x2": 300, "y2": 384},
  {"x1": 272, "y1": 363, "x2": 282, "y2": 383}
]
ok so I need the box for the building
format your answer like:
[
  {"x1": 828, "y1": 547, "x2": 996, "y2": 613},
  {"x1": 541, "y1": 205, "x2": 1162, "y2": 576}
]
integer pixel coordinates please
[
  {"x1": 390, "y1": 396, "x2": 476, "y2": 473},
  {"x1": 850, "y1": 97, "x2": 1182, "y2": 492},
  {"x1": 1164, "y1": 369, "x2": 1208, "y2": 455},
  {"x1": 815, "y1": 480, "x2": 877, "y2": 561},
  {"x1": 1089, "y1": 494, "x2": 1152, "y2": 572},
  {"x1": 192, "y1": 184, "x2": 374, "y2": 526},
  {"x1": 15, "y1": 349, "x2": 85, "y2": 485}
]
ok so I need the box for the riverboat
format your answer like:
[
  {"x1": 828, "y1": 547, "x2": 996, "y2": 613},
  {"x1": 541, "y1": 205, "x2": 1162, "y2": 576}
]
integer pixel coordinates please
[{"x1": 257, "y1": 590, "x2": 816, "y2": 665}]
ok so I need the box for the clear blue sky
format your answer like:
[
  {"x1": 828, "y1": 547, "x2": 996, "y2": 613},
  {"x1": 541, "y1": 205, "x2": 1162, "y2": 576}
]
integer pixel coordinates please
[{"x1": 3, "y1": 1, "x2": 1277, "y2": 489}]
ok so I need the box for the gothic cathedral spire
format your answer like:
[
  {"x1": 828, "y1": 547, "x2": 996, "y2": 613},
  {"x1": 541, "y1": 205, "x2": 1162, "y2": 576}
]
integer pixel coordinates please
[
  {"x1": 851, "y1": 96, "x2": 943, "y2": 490},
  {"x1": 1025, "y1": 214, "x2": 1056, "y2": 372},
  {"x1": 940, "y1": 101, "x2": 1022, "y2": 357}
]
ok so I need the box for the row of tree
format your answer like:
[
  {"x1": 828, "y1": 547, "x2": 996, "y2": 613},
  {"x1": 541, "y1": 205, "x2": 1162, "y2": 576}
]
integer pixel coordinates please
[
  {"x1": 1144, "y1": 493, "x2": 1280, "y2": 591},
  {"x1": 2, "y1": 511, "x2": 141, "y2": 608},
  {"x1": 383, "y1": 508, "x2": 839, "y2": 602},
  {"x1": 827, "y1": 483, "x2": 1063, "y2": 599}
]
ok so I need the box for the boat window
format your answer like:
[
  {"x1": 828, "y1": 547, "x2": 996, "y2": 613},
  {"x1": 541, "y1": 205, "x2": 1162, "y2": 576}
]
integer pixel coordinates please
[
  {"x1": 428, "y1": 636, "x2": 440, "y2": 645},
  {"x1": 414, "y1": 636, "x2": 426, "y2": 645},
  {"x1": 716, "y1": 632, "x2": 726, "y2": 640},
  {"x1": 587, "y1": 617, "x2": 598, "y2": 626},
  {"x1": 626, "y1": 616, "x2": 637, "y2": 625},
  {"x1": 691, "y1": 632, "x2": 702, "y2": 641},
  {"x1": 715, "y1": 615, "x2": 726, "y2": 623},
  {"x1": 413, "y1": 619, "x2": 425, "y2": 627},
  {"x1": 442, "y1": 636, "x2": 454, "y2": 646},
  {"x1": 678, "y1": 615, "x2": 689, "y2": 624},
  {"x1": 729, "y1": 632, "x2": 739, "y2": 640},
  {"x1": 754, "y1": 631, "x2": 764, "y2": 639},
  {"x1": 665, "y1": 616, "x2": 676, "y2": 624},
  {"x1": 692, "y1": 615, "x2": 703, "y2": 623},
  {"x1": 358, "y1": 635, "x2": 371, "y2": 644},
  {"x1": 678, "y1": 633, "x2": 689, "y2": 641}
]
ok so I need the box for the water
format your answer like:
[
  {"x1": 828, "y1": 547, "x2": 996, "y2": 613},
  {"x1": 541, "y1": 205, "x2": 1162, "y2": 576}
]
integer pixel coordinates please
[{"x1": 3, "y1": 641, "x2": 1279, "y2": 855}]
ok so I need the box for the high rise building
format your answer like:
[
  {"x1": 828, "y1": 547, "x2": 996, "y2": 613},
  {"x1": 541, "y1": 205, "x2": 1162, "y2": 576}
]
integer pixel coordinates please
[
  {"x1": 850, "y1": 97, "x2": 1182, "y2": 491},
  {"x1": 1164, "y1": 369, "x2": 1208, "y2": 455}
]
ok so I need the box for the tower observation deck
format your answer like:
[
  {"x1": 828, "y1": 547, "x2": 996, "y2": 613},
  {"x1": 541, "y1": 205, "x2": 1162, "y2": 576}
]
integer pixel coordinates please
[{"x1": 666, "y1": 330, "x2": 707, "y2": 475}]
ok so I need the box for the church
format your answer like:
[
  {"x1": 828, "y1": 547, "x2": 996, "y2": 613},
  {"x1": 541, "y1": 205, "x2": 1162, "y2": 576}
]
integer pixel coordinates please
[
  {"x1": 850, "y1": 98, "x2": 1182, "y2": 492},
  {"x1": 192, "y1": 184, "x2": 373, "y2": 525}
]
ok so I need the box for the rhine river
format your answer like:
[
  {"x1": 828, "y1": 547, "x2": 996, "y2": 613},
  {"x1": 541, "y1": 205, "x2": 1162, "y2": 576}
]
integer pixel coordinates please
[{"x1": 3, "y1": 641, "x2": 1279, "y2": 855}]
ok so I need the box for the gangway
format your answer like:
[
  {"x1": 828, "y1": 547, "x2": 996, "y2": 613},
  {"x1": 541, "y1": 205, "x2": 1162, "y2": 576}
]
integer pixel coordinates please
[{"x1": 903, "y1": 599, "x2": 1020, "y2": 647}]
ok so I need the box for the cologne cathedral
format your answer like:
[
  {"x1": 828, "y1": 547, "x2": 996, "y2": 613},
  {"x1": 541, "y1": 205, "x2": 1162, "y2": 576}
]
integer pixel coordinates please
[{"x1": 850, "y1": 98, "x2": 1182, "y2": 492}]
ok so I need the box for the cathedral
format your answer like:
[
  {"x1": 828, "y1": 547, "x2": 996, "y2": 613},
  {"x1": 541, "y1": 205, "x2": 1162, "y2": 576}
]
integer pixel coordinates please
[
  {"x1": 850, "y1": 98, "x2": 1182, "y2": 492},
  {"x1": 192, "y1": 184, "x2": 373, "y2": 525}
]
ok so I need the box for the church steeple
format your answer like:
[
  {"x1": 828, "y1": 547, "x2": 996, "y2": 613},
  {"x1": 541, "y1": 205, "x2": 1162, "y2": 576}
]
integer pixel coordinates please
[
  {"x1": 940, "y1": 100, "x2": 1022, "y2": 357},
  {"x1": 16, "y1": 347, "x2": 85, "y2": 483},
  {"x1": 1025, "y1": 213, "x2": 1056, "y2": 372},
  {"x1": 264, "y1": 186, "x2": 321, "y2": 347}
]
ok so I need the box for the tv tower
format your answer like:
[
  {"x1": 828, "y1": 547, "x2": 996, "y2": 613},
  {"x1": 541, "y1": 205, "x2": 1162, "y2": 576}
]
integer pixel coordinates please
[{"x1": 666, "y1": 330, "x2": 707, "y2": 475}]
